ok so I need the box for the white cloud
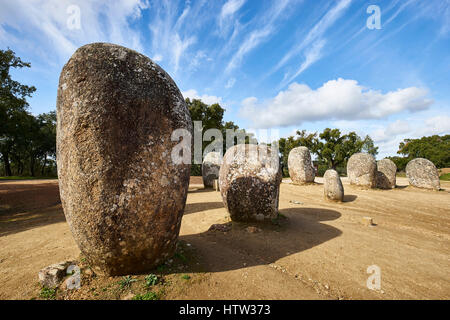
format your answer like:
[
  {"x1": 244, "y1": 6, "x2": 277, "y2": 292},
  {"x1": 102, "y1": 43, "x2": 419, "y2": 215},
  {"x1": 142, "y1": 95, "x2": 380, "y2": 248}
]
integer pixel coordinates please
[
  {"x1": 281, "y1": 39, "x2": 326, "y2": 87},
  {"x1": 419, "y1": 116, "x2": 450, "y2": 136},
  {"x1": 182, "y1": 89, "x2": 223, "y2": 106},
  {"x1": 148, "y1": 1, "x2": 199, "y2": 74},
  {"x1": 371, "y1": 120, "x2": 411, "y2": 143},
  {"x1": 240, "y1": 78, "x2": 433, "y2": 128},
  {"x1": 0, "y1": 0, "x2": 149, "y2": 63},
  {"x1": 225, "y1": 0, "x2": 292, "y2": 73},
  {"x1": 271, "y1": 0, "x2": 351, "y2": 76},
  {"x1": 218, "y1": 0, "x2": 246, "y2": 36}
]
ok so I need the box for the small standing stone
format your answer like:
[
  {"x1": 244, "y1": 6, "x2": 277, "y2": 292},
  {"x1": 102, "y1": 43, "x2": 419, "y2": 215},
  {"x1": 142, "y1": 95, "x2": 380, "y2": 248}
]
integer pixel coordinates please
[
  {"x1": 288, "y1": 147, "x2": 315, "y2": 184},
  {"x1": 376, "y1": 158, "x2": 397, "y2": 189},
  {"x1": 202, "y1": 152, "x2": 222, "y2": 188},
  {"x1": 323, "y1": 169, "x2": 344, "y2": 202},
  {"x1": 406, "y1": 158, "x2": 440, "y2": 190},
  {"x1": 347, "y1": 153, "x2": 377, "y2": 188}
]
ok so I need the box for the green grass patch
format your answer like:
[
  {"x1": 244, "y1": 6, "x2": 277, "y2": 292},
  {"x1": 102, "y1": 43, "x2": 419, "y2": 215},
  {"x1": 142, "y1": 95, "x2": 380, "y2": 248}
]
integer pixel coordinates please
[
  {"x1": 181, "y1": 274, "x2": 191, "y2": 280},
  {"x1": 117, "y1": 275, "x2": 138, "y2": 289},
  {"x1": 144, "y1": 274, "x2": 158, "y2": 287},
  {"x1": 439, "y1": 173, "x2": 450, "y2": 181},
  {"x1": 39, "y1": 287, "x2": 56, "y2": 300}
]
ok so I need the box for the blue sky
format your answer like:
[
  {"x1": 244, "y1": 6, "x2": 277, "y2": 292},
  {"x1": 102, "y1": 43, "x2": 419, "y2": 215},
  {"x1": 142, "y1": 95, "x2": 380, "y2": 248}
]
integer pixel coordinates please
[{"x1": 1, "y1": 0, "x2": 449, "y2": 158}]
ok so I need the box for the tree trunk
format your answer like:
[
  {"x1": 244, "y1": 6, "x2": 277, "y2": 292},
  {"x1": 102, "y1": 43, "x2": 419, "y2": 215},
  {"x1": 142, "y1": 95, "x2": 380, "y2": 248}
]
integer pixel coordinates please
[
  {"x1": 30, "y1": 156, "x2": 35, "y2": 177},
  {"x1": 41, "y1": 156, "x2": 47, "y2": 176},
  {"x1": 3, "y1": 152, "x2": 12, "y2": 176}
]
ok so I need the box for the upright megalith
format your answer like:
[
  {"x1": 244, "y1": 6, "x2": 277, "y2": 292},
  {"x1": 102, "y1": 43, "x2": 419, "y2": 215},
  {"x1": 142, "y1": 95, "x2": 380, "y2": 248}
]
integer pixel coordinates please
[
  {"x1": 288, "y1": 147, "x2": 315, "y2": 184},
  {"x1": 347, "y1": 153, "x2": 377, "y2": 188},
  {"x1": 323, "y1": 169, "x2": 344, "y2": 202},
  {"x1": 406, "y1": 158, "x2": 440, "y2": 190},
  {"x1": 202, "y1": 152, "x2": 222, "y2": 188},
  {"x1": 376, "y1": 158, "x2": 397, "y2": 189},
  {"x1": 219, "y1": 144, "x2": 282, "y2": 222},
  {"x1": 56, "y1": 43, "x2": 193, "y2": 275}
]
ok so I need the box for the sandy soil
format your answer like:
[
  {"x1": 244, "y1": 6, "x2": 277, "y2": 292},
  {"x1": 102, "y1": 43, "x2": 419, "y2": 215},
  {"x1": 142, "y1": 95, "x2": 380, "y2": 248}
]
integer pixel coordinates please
[{"x1": 0, "y1": 177, "x2": 449, "y2": 300}]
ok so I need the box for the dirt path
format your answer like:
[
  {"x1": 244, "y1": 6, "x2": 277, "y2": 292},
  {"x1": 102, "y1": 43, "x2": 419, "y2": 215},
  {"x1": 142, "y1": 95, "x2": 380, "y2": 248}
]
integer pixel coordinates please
[{"x1": 1, "y1": 178, "x2": 449, "y2": 299}]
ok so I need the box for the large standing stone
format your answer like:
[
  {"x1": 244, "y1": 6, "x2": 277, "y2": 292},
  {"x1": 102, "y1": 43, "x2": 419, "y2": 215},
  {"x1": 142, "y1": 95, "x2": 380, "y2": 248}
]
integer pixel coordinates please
[
  {"x1": 288, "y1": 147, "x2": 315, "y2": 184},
  {"x1": 347, "y1": 153, "x2": 377, "y2": 188},
  {"x1": 323, "y1": 169, "x2": 344, "y2": 202},
  {"x1": 406, "y1": 158, "x2": 440, "y2": 190},
  {"x1": 219, "y1": 144, "x2": 282, "y2": 222},
  {"x1": 202, "y1": 152, "x2": 222, "y2": 188},
  {"x1": 56, "y1": 43, "x2": 192, "y2": 275},
  {"x1": 376, "y1": 158, "x2": 397, "y2": 189}
]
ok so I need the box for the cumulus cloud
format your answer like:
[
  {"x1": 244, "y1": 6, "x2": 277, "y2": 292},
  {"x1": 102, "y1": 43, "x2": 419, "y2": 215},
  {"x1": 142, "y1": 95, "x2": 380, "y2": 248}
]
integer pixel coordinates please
[
  {"x1": 371, "y1": 120, "x2": 411, "y2": 143},
  {"x1": 182, "y1": 89, "x2": 223, "y2": 106},
  {"x1": 240, "y1": 78, "x2": 433, "y2": 128}
]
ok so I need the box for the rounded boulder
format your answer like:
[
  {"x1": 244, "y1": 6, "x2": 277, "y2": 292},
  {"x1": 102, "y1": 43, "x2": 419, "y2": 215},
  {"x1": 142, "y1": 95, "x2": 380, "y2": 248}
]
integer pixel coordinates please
[
  {"x1": 219, "y1": 144, "x2": 282, "y2": 222},
  {"x1": 376, "y1": 158, "x2": 397, "y2": 189},
  {"x1": 288, "y1": 146, "x2": 315, "y2": 184},
  {"x1": 347, "y1": 153, "x2": 377, "y2": 188},
  {"x1": 56, "y1": 43, "x2": 192, "y2": 275},
  {"x1": 323, "y1": 169, "x2": 344, "y2": 202},
  {"x1": 202, "y1": 152, "x2": 222, "y2": 188},
  {"x1": 406, "y1": 158, "x2": 440, "y2": 190}
]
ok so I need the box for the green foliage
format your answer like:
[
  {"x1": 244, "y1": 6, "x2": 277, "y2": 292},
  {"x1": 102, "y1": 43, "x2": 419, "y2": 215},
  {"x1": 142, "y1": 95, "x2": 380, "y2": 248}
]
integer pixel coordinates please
[
  {"x1": 186, "y1": 98, "x2": 254, "y2": 176},
  {"x1": 144, "y1": 274, "x2": 158, "y2": 287},
  {"x1": 361, "y1": 135, "x2": 378, "y2": 156},
  {"x1": 118, "y1": 276, "x2": 137, "y2": 289},
  {"x1": 1, "y1": 49, "x2": 56, "y2": 177},
  {"x1": 181, "y1": 274, "x2": 191, "y2": 280},
  {"x1": 316, "y1": 129, "x2": 364, "y2": 169},
  {"x1": 39, "y1": 287, "x2": 56, "y2": 300},
  {"x1": 280, "y1": 128, "x2": 372, "y2": 176},
  {"x1": 132, "y1": 291, "x2": 159, "y2": 300},
  {"x1": 398, "y1": 135, "x2": 450, "y2": 168},
  {"x1": 440, "y1": 173, "x2": 450, "y2": 181},
  {"x1": 317, "y1": 164, "x2": 328, "y2": 177}
]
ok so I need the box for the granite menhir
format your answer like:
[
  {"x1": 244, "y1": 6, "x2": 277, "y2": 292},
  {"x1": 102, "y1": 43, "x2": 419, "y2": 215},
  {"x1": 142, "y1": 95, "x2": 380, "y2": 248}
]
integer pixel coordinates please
[{"x1": 56, "y1": 43, "x2": 192, "y2": 275}]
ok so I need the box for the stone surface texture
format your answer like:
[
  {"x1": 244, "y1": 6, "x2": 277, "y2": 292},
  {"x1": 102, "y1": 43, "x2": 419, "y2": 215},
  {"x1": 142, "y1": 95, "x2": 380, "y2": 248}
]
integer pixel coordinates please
[
  {"x1": 288, "y1": 147, "x2": 315, "y2": 184},
  {"x1": 38, "y1": 261, "x2": 73, "y2": 288},
  {"x1": 347, "y1": 153, "x2": 377, "y2": 188},
  {"x1": 376, "y1": 158, "x2": 397, "y2": 189},
  {"x1": 219, "y1": 144, "x2": 282, "y2": 222},
  {"x1": 56, "y1": 43, "x2": 192, "y2": 275},
  {"x1": 406, "y1": 158, "x2": 440, "y2": 190},
  {"x1": 202, "y1": 152, "x2": 222, "y2": 188},
  {"x1": 323, "y1": 169, "x2": 344, "y2": 202}
]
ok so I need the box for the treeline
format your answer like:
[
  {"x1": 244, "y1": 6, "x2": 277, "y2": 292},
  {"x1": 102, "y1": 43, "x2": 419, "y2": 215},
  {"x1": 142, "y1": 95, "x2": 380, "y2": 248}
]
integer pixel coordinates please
[
  {"x1": 0, "y1": 48, "x2": 57, "y2": 177},
  {"x1": 387, "y1": 135, "x2": 450, "y2": 171},
  {"x1": 186, "y1": 98, "x2": 253, "y2": 176},
  {"x1": 279, "y1": 129, "x2": 378, "y2": 177},
  {"x1": 2, "y1": 49, "x2": 447, "y2": 178}
]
